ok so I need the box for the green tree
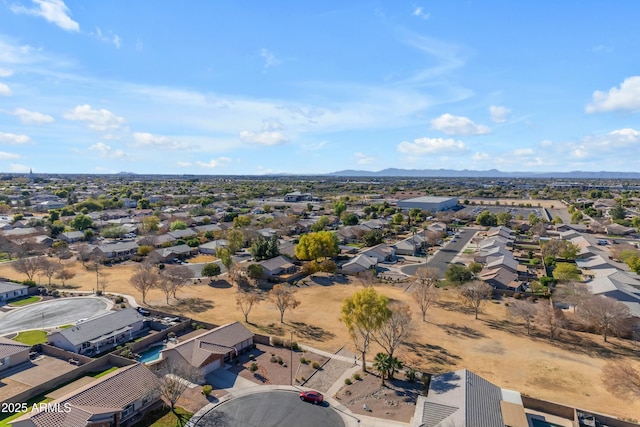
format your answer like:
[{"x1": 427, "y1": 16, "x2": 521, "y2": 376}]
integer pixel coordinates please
[
  {"x1": 570, "y1": 211, "x2": 583, "y2": 224},
  {"x1": 295, "y1": 231, "x2": 339, "y2": 261},
  {"x1": 468, "y1": 261, "x2": 483, "y2": 276},
  {"x1": 202, "y1": 263, "x2": 221, "y2": 281},
  {"x1": 170, "y1": 220, "x2": 187, "y2": 231},
  {"x1": 137, "y1": 198, "x2": 150, "y2": 209},
  {"x1": 496, "y1": 212, "x2": 512, "y2": 226},
  {"x1": 334, "y1": 200, "x2": 347, "y2": 217},
  {"x1": 393, "y1": 213, "x2": 404, "y2": 225},
  {"x1": 341, "y1": 212, "x2": 359, "y2": 226},
  {"x1": 311, "y1": 215, "x2": 330, "y2": 232},
  {"x1": 363, "y1": 229, "x2": 384, "y2": 247},
  {"x1": 233, "y1": 215, "x2": 251, "y2": 228},
  {"x1": 226, "y1": 229, "x2": 244, "y2": 254},
  {"x1": 341, "y1": 288, "x2": 392, "y2": 372},
  {"x1": 373, "y1": 352, "x2": 392, "y2": 386},
  {"x1": 71, "y1": 214, "x2": 93, "y2": 231},
  {"x1": 142, "y1": 216, "x2": 159, "y2": 233},
  {"x1": 445, "y1": 264, "x2": 473, "y2": 286},
  {"x1": 610, "y1": 204, "x2": 626, "y2": 221},
  {"x1": 247, "y1": 264, "x2": 264, "y2": 280},
  {"x1": 475, "y1": 211, "x2": 497, "y2": 226},
  {"x1": 216, "y1": 247, "x2": 234, "y2": 271},
  {"x1": 553, "y1": 262, "x2": 581, "y2": 282}
]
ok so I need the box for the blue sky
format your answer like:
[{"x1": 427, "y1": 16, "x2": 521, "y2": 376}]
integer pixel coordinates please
[{"x1": 1, "y1": 1, "x2": 639, "y2": 175}]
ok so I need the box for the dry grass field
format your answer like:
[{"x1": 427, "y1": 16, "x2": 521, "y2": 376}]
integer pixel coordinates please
[
  {"x1": 464, "y1": 198, "x2": 563, "y2": 209},
  {"x1": 0, "y1": 259, "x2": 638, "y2": 420}
]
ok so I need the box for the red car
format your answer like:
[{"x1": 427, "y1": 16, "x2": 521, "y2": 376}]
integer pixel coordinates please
[{"x1": 299, "y1": 390, "x2": 324, "y2": 404}]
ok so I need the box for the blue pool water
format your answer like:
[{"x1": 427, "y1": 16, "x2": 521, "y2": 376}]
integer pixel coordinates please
[
  {"x1": 531, "y1": 419, "x2": 565, "y2": 427},
  {"x1": 137, "y1": 344, "x2": 166, "y2": 364}
]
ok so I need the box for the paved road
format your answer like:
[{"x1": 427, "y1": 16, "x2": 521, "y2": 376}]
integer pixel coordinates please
[
  {"x1": 0, "y1": 297, "x2": 111, "y2": 335},
  {"x1": 194, "y1": 391, "x2": 345, "y2": 427},
  {"x1": 401, "y1": 228, "x2": 478, "y2": 278}
]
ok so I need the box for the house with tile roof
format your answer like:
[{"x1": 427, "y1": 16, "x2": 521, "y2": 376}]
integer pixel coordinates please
[
  {"x1": 11, "y1": 363, "x2": 159, "y2": 427},
  {"x1": 48, "y1": 309, "x2": 146, "y2": 356},
  {"x1": 0, "y1": 336, "x2": 30, "y2": 372},
  {"x1": 160, "y1": 322, "x2": 254, "y2": 375}
]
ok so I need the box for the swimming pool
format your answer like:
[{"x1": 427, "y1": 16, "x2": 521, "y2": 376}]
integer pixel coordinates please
[
  {"x1": 137, "y1": 344, "x2": 167, "y2": 364},
  {"x1": 531, "y1": 419, "x2": 566, "y2": 427}
]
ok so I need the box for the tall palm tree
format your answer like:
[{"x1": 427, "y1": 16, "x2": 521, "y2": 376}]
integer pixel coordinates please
[{"x1": 373, "y1": 353, "x2": 391, "y2": 386}]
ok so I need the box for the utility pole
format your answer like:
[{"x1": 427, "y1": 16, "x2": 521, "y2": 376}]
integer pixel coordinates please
[{"x1": 290, "y1": 331, "x2": 293, "y2": 385}]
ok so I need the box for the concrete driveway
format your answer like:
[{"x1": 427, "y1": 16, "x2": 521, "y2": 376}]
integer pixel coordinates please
[{"x1": 0, "y1": 297, "x2": 111, "y2": 335}]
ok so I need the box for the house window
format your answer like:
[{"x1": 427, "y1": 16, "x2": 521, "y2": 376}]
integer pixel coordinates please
[{"x1": 121, "y1": 404, "x2": 135, "y2": 419}]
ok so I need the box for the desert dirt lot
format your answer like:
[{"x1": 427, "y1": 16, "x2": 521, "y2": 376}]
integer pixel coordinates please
[
  {"x1": 0, "y1": 259, "x2": 639, "y2": 420},
  {"x1": 464, "y1": 198, "x2": 563, "y2": 209}
]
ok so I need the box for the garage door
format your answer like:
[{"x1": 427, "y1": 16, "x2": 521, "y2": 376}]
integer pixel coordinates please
[{"x1": 202, "y1": 358, "x2": 221, "y2": 374}]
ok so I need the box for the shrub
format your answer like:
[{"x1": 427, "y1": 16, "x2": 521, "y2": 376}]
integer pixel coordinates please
[
  {"x1": 120, "y1": 303, "x2": 126, "y2": 309},
  {"x1": 276, "y1": 356, "x2": 283, "y2": 365},
  {"x1": 405, "y1": 368, "x2": 416, "y2": 383},
  {"x1": 312, "y1": 361, "x2": 320, "y2": 369},
  {"x1": 300, "y1": 357, "x2": 309, "y2": 364},
  {"x1": 291, "y1": 342, "x2": 301, "y2": 351},
  {"x1": 353, "y1": 373, "x2": 361, "y2": 381},
  {"x1": 344, "y1": 378, "x2": 352, "y2": 385},
  {"x1": 249, "y1": 354, "x2": 255, "y2": 360},
  {"x1": 114, "y1": 296, "x2": 124, "y2": 303},
  {"x1": 202, "y1": 384, "x2": 213, "y2": 396},
  {"x1": 513, "y1": 292, "x2": 522, "y2": 299},
  {"x1": 271, "y1": 337, "x2": 284, "y2": 347},
  {"x1": 95, "y1": 290, "x2": 103, "y2": 296},
  {"x1": 22, "y1": 280, "x2": 36, "y2": 287},
  {"x1": 250, "y1": 362, "x2": 258, "y2": 372},
  {"x1": 270, "y1": 356, "x2": 277, "y2": 363}
]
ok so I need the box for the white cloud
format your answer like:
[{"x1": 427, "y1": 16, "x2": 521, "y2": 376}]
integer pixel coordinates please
[
  {"x1": 133, "y1": 132, "x2": 190, "y2": 150},
  {"x1": 0, "y1": 68, "x2": 13, "y2": 77},
  {"x1": 0, "y1": 83, "x2": 12, "y2": 96},
  {"x1": 539, "y1": 140, "x2": 552, "y2": 147},
  {"x1": 472, "y1": 152, "x2": 490, "y2": 161},
  {"x1": 240, "y1": 130, "x2": 288, "y2": 146},
  {"x1": 89, "y1": 142, "x2": 127, "y2": 159},
  {"x1": 12, "y1": 108, "x2": 55, "y2": 124},
  {"x1": 176, "y1": 161, "x2": 192, "y2": 167},
  {"x1": 353, "y1": 152, "x2": 375, "y2": 165},
  {"x1": 0, "y1": 132, "x2": 31, "y2": 144},
  {"x1": 586, "y1": 76, "x2": 640, "y2": 113},
  {"x1": 398, "y1": 137, "x2": 468, "y2": 155},
  {"x1": 0, "y1": 152, "x2": 20, "y2": 160},
  {"x1": 196, "y1": 157, "x2": 231, "y2": 168},
  {"x1": 10, "y1": 0, "x2": 80, "y2": 32},
  {"x1": 489, "y1": 105, "x2": 510, "y2": 123},
  {"x1": 608, "y1": 128, "x2": 640, "y2": 143},
  {"x1": 301, "y1": 141, "x2": 327, "y2": 152},
  {"x1": 571, "y1": 147, "x2": 589, "y2": 159},
  {"x1": 513, "y1": 148, "x2": 534, "y2": 156},
  {"x1": 260, "y1": 48, "x2": 281, "y2": 69},
  {"x1": 63, "y1": 104, "x2": 126, "y2": 131},
  {"x1": 8, "y1": 163, "x2": 30, "y2": 172},
  {"x1": 430, "y1": 114, "x2": 490, "y2": 135},
  {"x1": 91, "y1": 28, "x2": 122, "y2": 48},
  {"x1": 413, "y1": 6, "x2": 430, "y2": 20}
]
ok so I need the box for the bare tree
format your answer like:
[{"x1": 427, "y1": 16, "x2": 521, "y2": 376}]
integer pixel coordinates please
[
  {"x1": 39, "y1": 258, "x2": 62, "y2": 286},
  {"x1": 411, "y1": 267, "x2": 440, "y2": 321},
  {"x1": 155, "y1": 277, "x2": 174, "y2": 305},
  {"x1": 12, "y1": 256, "x2": 43, "y2": 281},
  {"x1": 270, "y1": 284, "x2": 300, "y2": 323},
  {"x1": 236, "y1": 292, "x2": 260, "y2": 323},
  {"x1": 459, "y1": 281, "x2": 493, "y2": 320},
  {"x1": 55, "y1": 268, "x2": 76, "y2": 286},
  {"x1": 577, "y1": 295, "x2": 631, "y2": 342},
  {"x1": 163, "y1": 265, "x2": 194, "y2": 299},
  {"x1": 154, "y1": 359, "x2": 203, "y2": 415},
  {"x1": 98, "y1": 272, "x2": 109, "y2": 293},
  {"x1": 76, "y1": 243, "x2": 93, "y2": 267},
  {"x1": 536, "y1": 302, "x2": 566, "y2": 341},
  {"x1": 373, "y1": 302, "x2": 414, "y2": 378},
  {"x1": 129, "y1": 262, "x2": 159, "y2": 304},
  {"x1": 602, "y1": 361, "x2": 640, "y2": 400},
  {"x1": 508, "y1": 299, "x2": 537, "y2": 335},
  {"x1": 357, "y1": 269, "x2": 377, "y2": 288},
  {"x1": 553, "y1": 281, "x2": 591, "y2": 311}
]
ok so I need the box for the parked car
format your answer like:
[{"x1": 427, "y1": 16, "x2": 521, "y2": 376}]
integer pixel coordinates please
[
  {"x1": 299, "y1": 390, "x2": 323, "y2": 404},
  {"x1": 136, "y1": 307, "x2": 150, "y2": 316}
]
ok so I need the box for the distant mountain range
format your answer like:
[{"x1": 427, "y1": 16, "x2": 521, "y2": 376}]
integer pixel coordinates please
[{"x1": 327, "y1": 168, "x2": 640, "y2": 179}]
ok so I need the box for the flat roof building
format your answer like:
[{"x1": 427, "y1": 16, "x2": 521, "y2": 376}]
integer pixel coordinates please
[{"x1": 396, "y1": 196, "x2": 458, "y2": 212}]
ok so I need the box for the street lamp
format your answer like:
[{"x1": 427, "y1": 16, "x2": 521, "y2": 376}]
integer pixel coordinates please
[{"x1": 290, "y1": 331, "x2": 293, "y2": 386}]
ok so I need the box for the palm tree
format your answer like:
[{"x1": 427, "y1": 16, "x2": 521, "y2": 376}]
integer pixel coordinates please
[
  {"x1": 373, "y1": 353, "x2": 391, "y2": 386},
  {"x1": 387, "y1": 356, "x2": 403, "y2": 380}
]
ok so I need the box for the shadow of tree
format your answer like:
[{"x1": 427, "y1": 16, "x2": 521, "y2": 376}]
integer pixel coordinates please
[
  {"x1": 254, "y1": 322, "x2": 285, "y2": 336},
  {"x1": 290, "y1": 321, "x2": 336, "y2": 342},
  {"x1": 208, "y1": 279, "x2": 232, "y2": 289},
  {"x1": 436, "y1": 300, "x2": 475, "y2": 315},
  {"x1": 436, "y1": 323, "x2": 485, "y2": 339},
  {"x1": 406, "y1": 342, "x2": 461, "y2": 372},
  {"x1": 170, "y1": 297, "x2": 214, "y2": 313}
]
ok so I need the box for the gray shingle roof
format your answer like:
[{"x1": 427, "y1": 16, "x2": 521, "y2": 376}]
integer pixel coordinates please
[
  {"x1": 0, "y1": 280, "x2": 28, "y2": 294},
  {"x1": 51, "y1": 308, "x2": 143, "y2": 346},
  {"x1": 0, "y1": 336, "x2": 30, "y2": 358}
]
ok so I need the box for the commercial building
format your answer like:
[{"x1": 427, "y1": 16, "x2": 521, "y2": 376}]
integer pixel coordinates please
[{"x1": 396, "y1": 196, "x2": 458, "y2": 212}]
